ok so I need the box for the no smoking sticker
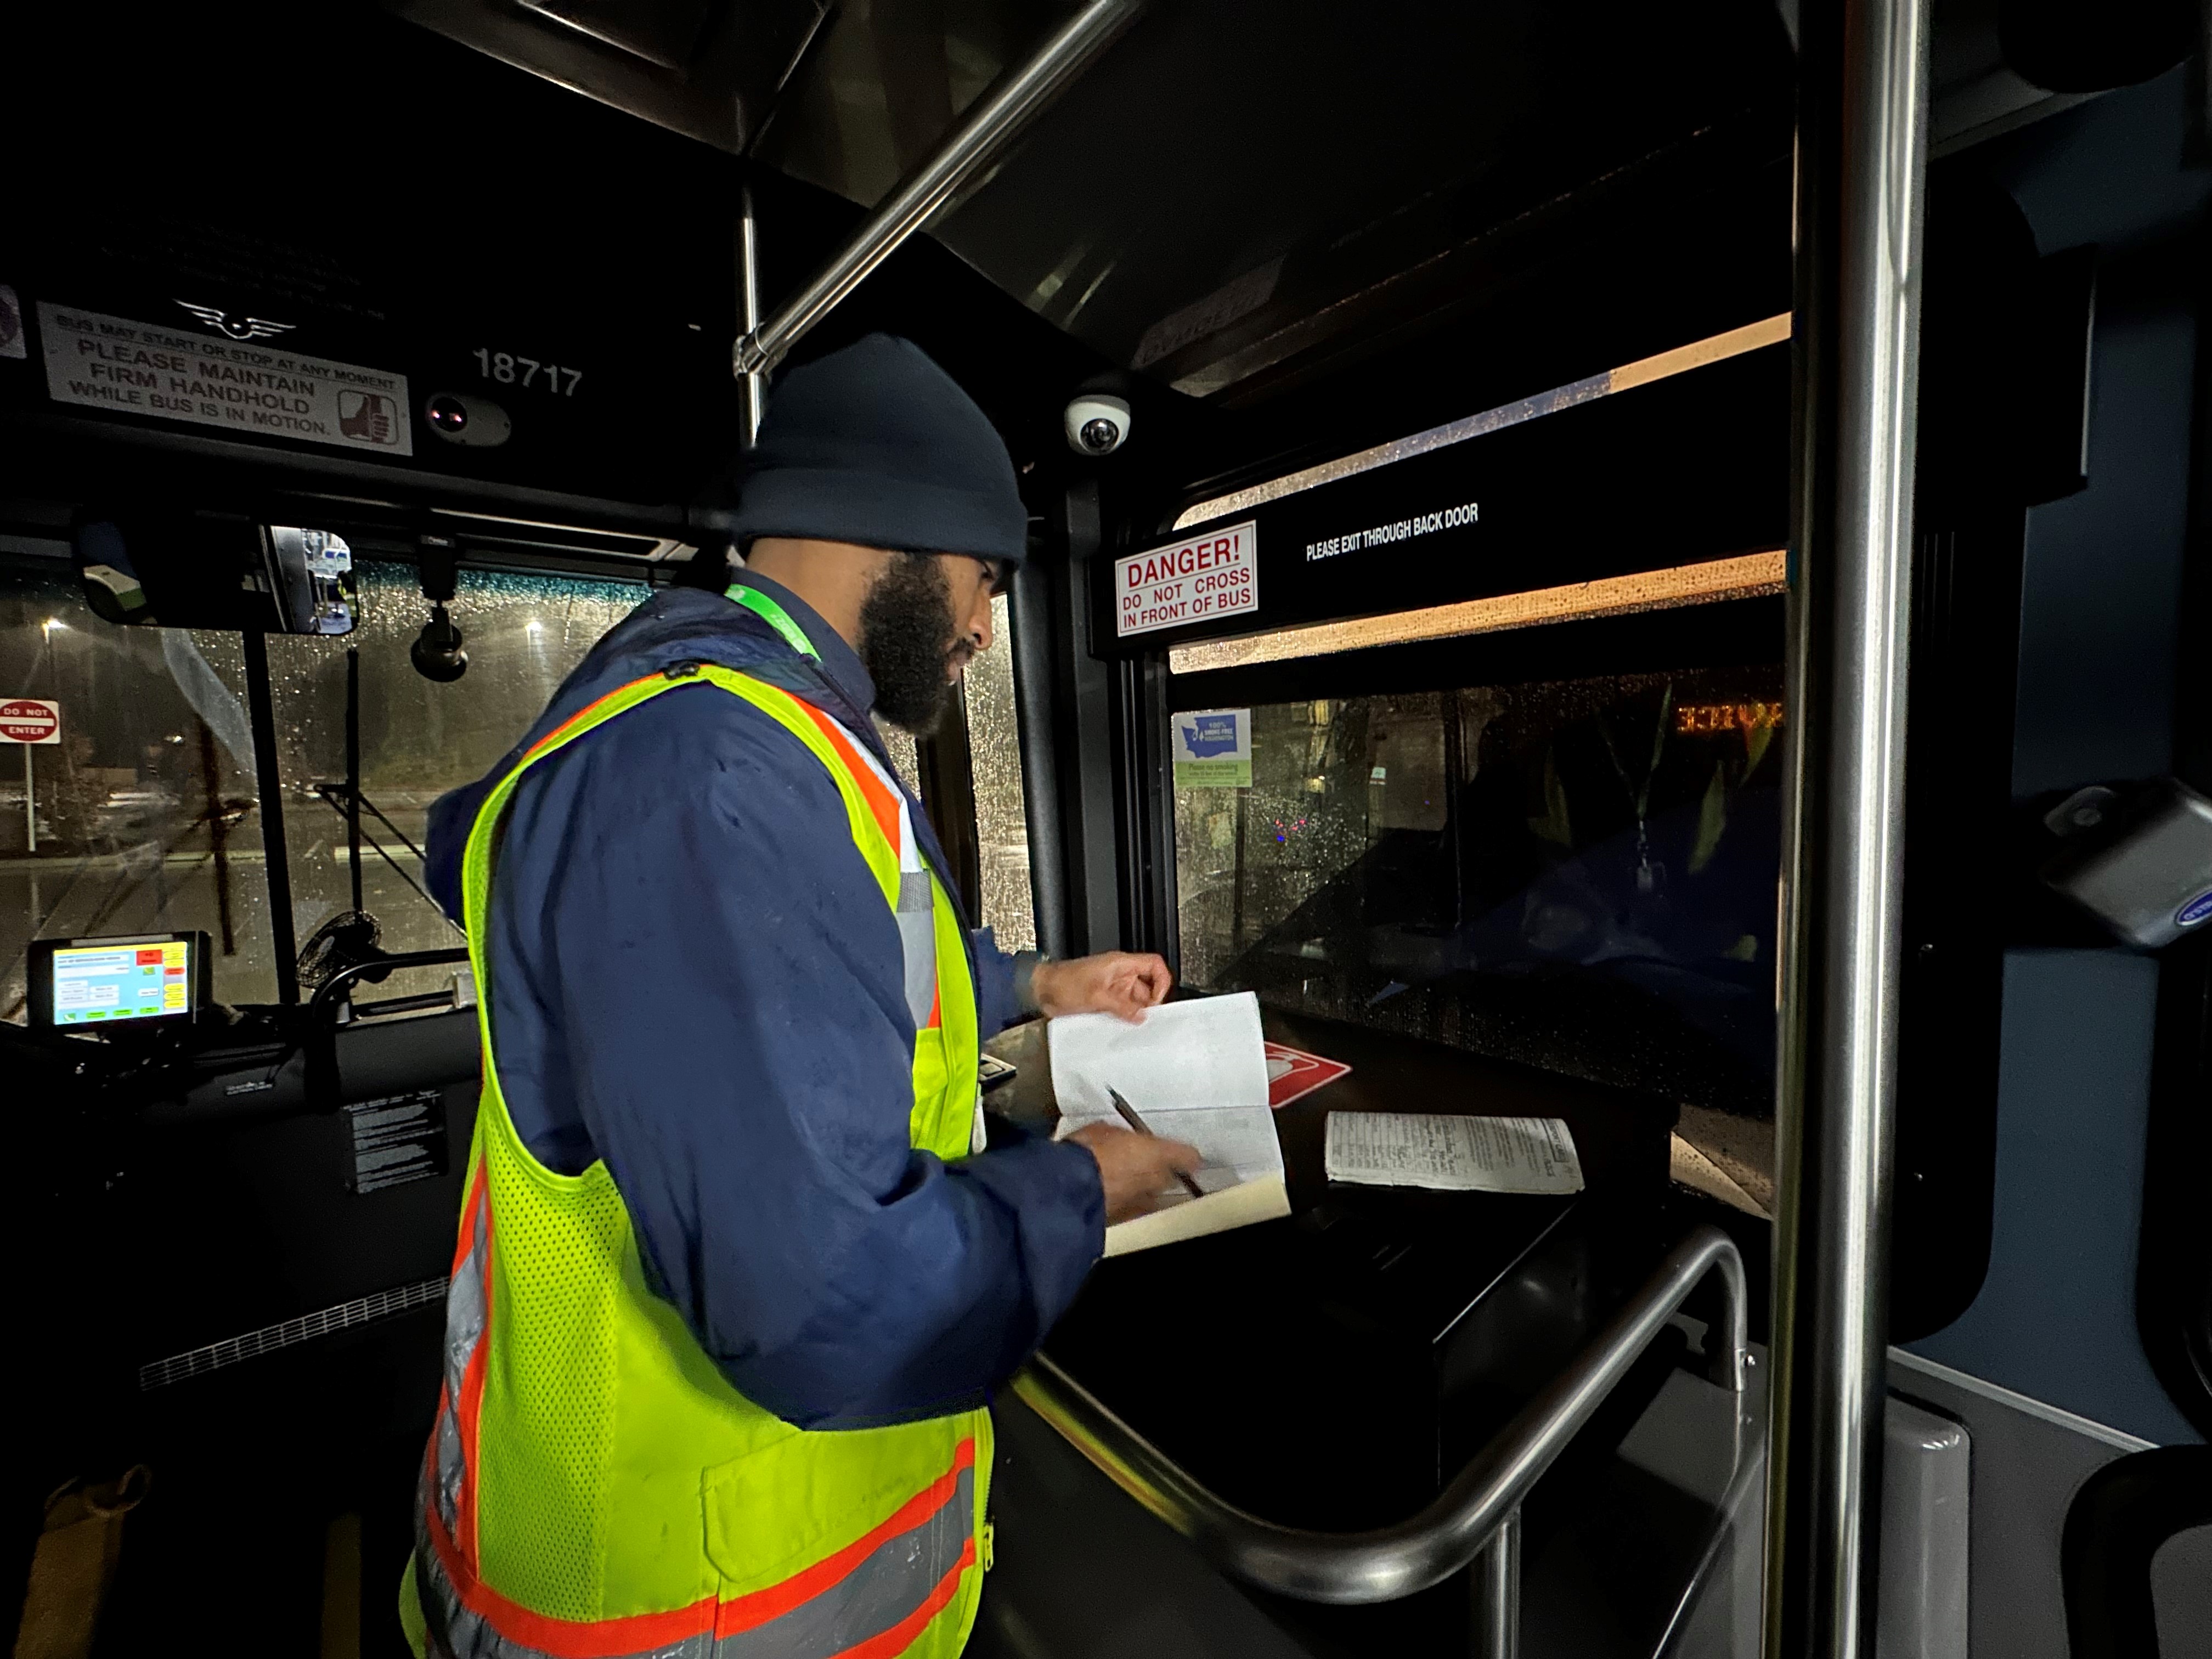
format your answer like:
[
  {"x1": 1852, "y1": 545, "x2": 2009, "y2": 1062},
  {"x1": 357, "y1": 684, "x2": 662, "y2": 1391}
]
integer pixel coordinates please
[{"x1": 1115, "y1": 521, "x2": 1259, "y2": 638}]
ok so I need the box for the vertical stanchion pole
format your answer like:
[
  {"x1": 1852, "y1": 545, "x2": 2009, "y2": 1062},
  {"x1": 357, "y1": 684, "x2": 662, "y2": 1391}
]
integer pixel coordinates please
[
  {"x1": 242, "y1": 630, "x2": 300, "y2": 1005},
  {"x1": 1766, "y1": 0, "x2": 1931, "y2": 1653},
  {"x1": 740, "y1": 183, "x2": 766, "y2": 449},
  {"x1": 22, "y1": 744, "x2": 33, "y2": 854},
  {"x1": 1470, "y1": 1509, "x2": 1521, "y2": 1659},
  {"x1": 345, "y1": 646, "x2": 363, "y2": 915}
]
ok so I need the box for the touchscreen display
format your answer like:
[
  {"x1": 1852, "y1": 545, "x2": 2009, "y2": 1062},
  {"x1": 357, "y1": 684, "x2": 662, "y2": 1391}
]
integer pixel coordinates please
[{"x1": 50, "y1": 939, "x2": 194, "y2": 1025}]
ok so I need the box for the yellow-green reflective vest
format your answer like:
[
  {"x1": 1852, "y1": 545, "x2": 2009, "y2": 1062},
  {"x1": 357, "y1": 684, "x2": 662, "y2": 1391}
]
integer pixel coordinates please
[{"x1": 402, "y1": 663, "x2": 990, "y2": 1659}]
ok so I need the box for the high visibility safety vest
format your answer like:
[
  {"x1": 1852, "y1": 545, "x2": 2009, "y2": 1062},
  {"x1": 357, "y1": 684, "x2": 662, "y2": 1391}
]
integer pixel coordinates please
[{"x1": 403, "y1": 654, "x2": 990, "y2": 1659}]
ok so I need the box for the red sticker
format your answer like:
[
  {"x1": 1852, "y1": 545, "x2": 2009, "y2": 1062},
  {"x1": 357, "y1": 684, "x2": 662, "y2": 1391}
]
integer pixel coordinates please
[{"x1": 1265, "y1": 1042, "x2": 1352, "y2": 1109}]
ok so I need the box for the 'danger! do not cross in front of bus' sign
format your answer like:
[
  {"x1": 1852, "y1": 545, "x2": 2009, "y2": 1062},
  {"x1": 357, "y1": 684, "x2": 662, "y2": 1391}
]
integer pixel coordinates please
[{"x1": 1115, "y1": 521, "x2": 1258, "y2": 638}]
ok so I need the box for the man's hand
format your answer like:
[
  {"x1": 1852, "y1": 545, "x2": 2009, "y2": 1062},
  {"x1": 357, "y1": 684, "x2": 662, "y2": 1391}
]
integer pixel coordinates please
[
  {"x1": 1066, "y1": 1122, "x2": 1204, "y2": 1226},
  {"x1": 1030, "y1": 952, "x2": 1173, "y2": 1022}
]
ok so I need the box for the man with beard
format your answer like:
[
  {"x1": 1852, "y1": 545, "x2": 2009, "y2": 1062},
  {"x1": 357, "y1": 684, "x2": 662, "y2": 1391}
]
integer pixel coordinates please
[{"x1": 403, "y1": 334, "x2": 1197, "y2": 1659}]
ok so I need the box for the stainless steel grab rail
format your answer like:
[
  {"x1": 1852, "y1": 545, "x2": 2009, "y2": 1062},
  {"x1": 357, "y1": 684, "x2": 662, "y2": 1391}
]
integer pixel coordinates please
[
  {"x1": 732, "y1": 0, "x2": 1143, "y2": 387},
  {"x1": 1009, "y1": 1224, "x2": 1746, "y2": 1613}
]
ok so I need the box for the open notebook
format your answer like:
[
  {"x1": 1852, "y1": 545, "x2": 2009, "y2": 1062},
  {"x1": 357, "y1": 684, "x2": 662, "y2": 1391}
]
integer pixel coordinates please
[{"x1": 1048, "y1": 992, "x2": 1291, "y2": 1256}]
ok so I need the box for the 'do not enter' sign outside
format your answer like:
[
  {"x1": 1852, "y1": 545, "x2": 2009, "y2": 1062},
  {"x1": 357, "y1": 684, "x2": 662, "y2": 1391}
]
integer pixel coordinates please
[{"x1": 0, "y1": 699, "x2": 61, "y2": 744}]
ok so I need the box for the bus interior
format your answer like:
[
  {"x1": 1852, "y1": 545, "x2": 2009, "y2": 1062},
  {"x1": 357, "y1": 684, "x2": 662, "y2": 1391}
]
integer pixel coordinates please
[{"x1": 2, "y1": 2, "x2": 2209, "y2": 1656}]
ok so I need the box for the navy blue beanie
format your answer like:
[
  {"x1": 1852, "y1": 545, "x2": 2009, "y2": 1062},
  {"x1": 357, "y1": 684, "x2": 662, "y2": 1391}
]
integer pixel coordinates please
[{"x1": 732, "y1": 334, "x2": 1028, "y2": 567}]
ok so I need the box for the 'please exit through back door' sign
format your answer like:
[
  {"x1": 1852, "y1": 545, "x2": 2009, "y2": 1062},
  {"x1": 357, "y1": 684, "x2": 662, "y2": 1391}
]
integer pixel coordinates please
[{"x1": 1115, "y1": 521, "x2": 1258, "y2": 637}]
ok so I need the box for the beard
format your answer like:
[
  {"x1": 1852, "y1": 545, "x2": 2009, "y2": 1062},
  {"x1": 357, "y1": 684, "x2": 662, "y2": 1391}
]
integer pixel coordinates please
[{"x1": 859, "y1": 554, "x2": 962, "y2": 735}]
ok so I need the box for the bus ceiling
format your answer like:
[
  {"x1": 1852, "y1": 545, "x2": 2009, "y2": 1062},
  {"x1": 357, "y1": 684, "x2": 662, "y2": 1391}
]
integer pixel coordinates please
[
  {"x1": 386, "y1": 0, "x2": 1804, "y2": 410},
  {"x1": 0, "y1": 1, "x2": 2144, "y2": 575},
  {"x1": 383, "y1": 0, "x2": 2111, "y2": 417}
]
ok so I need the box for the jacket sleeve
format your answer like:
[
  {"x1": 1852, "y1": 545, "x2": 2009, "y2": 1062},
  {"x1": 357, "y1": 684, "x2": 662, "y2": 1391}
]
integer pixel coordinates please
[
  {"x1": 504, "y1": 690, "x2": 1103, "y2": 1429},
  {"x1": 969, "y1": 929, "x2": 1048, "y2": 1035}
]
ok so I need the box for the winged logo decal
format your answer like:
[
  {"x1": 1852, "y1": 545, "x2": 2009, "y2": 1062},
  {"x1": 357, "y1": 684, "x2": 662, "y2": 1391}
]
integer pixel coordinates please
[{"x1": 174, "y1": 301, "x2": 297, "y2": 342}]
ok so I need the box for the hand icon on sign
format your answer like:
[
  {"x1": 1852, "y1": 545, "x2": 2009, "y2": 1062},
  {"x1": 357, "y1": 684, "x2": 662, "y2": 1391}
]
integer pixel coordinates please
[{"x1": 338, "y1": 392, "x2": 396, "y2": 445}]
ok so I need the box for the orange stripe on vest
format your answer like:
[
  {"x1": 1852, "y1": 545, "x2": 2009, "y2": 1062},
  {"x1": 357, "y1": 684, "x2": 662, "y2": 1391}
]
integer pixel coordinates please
[{"x1": 793, "y1": 701, "x2": 902, "y2": 853}]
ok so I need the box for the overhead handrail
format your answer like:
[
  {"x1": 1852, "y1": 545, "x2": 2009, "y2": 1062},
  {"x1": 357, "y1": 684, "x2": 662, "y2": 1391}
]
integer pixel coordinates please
[
  {"x1": 732, "y1": 0, "x2": 1144, "y2": 388},
  {"x1": 1010, "y1": 1224, "x2": 1746, "y2": 1613}
]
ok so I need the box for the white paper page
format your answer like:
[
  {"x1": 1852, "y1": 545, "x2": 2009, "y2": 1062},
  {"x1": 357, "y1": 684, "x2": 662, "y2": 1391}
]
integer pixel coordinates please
[
  {"x1": 1049, "y1": 993, "x2": 1280, "y2": 1194},
  {"x1": 1056, "y1": 1103, "x2": 1284, "y2": 1189},
  {"x1": 1047, "y1": 992, "x2": 1271, "y2": 1116},
  {"x1": 1323, "y1": 1112, "x2": 1584, "y2": 1195}
]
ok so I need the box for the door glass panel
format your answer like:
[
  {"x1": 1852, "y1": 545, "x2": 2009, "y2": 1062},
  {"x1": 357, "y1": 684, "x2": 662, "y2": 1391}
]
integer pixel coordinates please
[
  {"x1": 1173, "y1": 666, "x2": 1785, "y2": 1114},
  {"x1": 965, "y1": 593, "x2": 1035, "y2": 951}
]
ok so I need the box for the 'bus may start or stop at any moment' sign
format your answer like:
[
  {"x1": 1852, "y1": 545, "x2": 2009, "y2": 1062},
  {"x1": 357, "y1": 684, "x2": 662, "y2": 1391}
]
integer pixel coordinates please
[
  {"x1": 0, "y1": 699, "x2": 61, "y2": 744},
  {"x1": 1115, "y1": 521, "x2": 1259, "y2": 638}
]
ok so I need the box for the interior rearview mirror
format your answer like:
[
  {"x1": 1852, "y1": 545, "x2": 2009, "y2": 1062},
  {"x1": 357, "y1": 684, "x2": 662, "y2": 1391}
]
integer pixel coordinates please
[{"x1": 72, "y1": 512, "x2": 356, "y2": 636}]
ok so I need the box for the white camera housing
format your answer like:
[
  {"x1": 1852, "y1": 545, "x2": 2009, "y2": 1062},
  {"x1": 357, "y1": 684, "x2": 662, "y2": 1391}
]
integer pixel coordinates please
[{"x1": 1064, "y1": 393, "x2": 1132, "y2": 456}]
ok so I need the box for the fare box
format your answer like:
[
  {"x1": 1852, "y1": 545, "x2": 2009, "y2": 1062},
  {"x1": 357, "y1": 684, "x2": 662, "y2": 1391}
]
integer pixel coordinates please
[{"x1": 1115, "y1": 520, "x2": 1259, "y2": 638}]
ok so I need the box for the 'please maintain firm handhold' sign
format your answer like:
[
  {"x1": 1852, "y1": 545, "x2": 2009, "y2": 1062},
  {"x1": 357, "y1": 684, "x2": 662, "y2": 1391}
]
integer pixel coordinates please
[{"x1": 1115, "y1": 520, "x2": 1258, "y2": 637}]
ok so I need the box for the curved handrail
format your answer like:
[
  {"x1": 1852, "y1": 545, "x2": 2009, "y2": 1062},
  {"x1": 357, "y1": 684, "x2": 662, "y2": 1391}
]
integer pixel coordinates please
[{"x1": 1009, "y1": 1223, "x2": 1746, "y2": 1606}]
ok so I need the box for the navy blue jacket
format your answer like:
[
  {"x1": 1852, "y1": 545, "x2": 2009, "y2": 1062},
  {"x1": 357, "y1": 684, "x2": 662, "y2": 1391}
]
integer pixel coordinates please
[{"x1": 422, "y1": 578, "x2": 1103, "y2": 1429}]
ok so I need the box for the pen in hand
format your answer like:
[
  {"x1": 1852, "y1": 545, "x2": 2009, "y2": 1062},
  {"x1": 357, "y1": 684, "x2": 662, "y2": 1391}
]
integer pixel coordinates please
[{"x1": 1108, "y1": 1087, "x2": 1208, "y2": 1200}]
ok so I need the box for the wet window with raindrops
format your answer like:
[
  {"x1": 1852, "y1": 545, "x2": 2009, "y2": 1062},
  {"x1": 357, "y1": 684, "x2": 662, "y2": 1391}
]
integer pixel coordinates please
[
  {"x1": 1171, "y1": 668, "x2": 1786, "y2": 1117},
  {"x1": 1, "y1": 561, "x2": 646, "y2": 1021},
  {"x1": 265, "y1": 563, "x2": 648, "y2": 1008}
]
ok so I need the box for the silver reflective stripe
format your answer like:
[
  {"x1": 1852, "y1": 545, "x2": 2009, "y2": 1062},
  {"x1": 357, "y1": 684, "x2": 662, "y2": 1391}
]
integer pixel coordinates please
[
  {"x1": 413, "y1": 1493, "x2": 714, "y2": 1659},
  {"x1": 445, "y1": 1197, "x2": 488, "y2": 1408},
  {"x1": 435, "y1": 1193, "x2": 489, "y2": 1530},
  {"x1": 896, "y1": 907, "x2": 938, "y2": 1031},
  {"x1": 848, "y1": 740, "x2": 937, "y2": 1032},
  {"x1": 445, "y1": 1601, "x2": 705, "y2": 1659},
  {"x1": 434, "y1": 1400, "x2": 464, "y2": 1534},
  {"x1": 713, "y1": 1464, "x2": 973, "y2": 1659}
]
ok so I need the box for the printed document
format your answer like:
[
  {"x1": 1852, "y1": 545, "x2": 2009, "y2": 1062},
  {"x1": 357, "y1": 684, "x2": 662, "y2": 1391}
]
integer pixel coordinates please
[
  {"x1": 1324, "y1": 1112, "x2": 1585, "y2": 1195},
  {"x1": 1048, "y1": 992, "x2": 1290, "y2": 1254}
]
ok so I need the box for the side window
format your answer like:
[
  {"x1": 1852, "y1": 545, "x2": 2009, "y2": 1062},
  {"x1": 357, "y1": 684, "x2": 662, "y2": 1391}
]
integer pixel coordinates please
[
  {"x1": 899, "y1": 590, "x2": 1039, "y2": 955},
  {"x1": 264, "y1": 563, "x2": 647, "y2": 998},
  {"x1": 965, "y1": 593, "x2": 1035, "y2": 951},
  {"x1": 877, "y1": 721, "x2": 923, "y2": 797},
  {"x1": 1, "y1": 568, "x2": 281, "y2": 1015}
]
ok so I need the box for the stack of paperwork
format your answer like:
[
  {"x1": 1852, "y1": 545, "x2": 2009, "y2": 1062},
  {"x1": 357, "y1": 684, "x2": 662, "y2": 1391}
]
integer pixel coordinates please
[{"x1": 1323, "y1": 1112, "x2": 1584, "y2": 1194}]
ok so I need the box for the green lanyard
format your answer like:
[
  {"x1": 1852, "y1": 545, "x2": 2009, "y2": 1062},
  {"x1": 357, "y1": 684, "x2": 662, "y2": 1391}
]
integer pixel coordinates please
[{"x1": 725, "y1": 582, "x2": 820, "y2": 660}]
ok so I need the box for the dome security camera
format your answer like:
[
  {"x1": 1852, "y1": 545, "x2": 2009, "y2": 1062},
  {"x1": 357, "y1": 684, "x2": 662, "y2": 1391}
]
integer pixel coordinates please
[{"x1": 1064, "y1": 394, "x2": 1132, "y2": 457}]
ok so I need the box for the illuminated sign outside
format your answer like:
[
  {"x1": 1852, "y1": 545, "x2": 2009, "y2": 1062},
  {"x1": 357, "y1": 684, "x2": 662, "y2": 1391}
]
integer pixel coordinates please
[{"x1": 1676, "y1": 701, "x2": 1784, "y2": 735}]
